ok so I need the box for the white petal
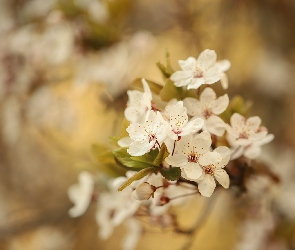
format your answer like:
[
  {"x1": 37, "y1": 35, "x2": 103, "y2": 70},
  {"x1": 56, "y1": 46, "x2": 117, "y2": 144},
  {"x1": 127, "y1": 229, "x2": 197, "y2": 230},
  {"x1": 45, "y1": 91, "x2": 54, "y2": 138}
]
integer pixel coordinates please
[
  {"x1": 126, "y1": 123, "x2": 146, "y2": 141},
  {"x1": 118, "y1": 137, "x2": 133, "y2": 147},
  {"x1": 197, "y1": 49, "x2": 217, "y2": 69},
  {"x1": 248, "y1": 131, "x2": 268, "y2": 141},
  {"x1": 235, "y1": 138, "x2": 252, "y2": 146},
  {"x1": 179, "y1": 57, "x2": 197, "y2": 71},
  {"x1": 128, "y1": 141, "x2": 154, "y2": 156},
  {"x1": 183, "y1": 97, "x2": 202, "y2": 116},
  {"x1": 220, "y1": 72, "x2": 229, "y2": 89},
  {"x1": 246, "y1": 116, "x2": 261, "y2": 133},
  {"x1": 230, "y1": 145, "x2": 244, "y2": 160},
  {"x1": 165, "y1": 154, "x2": 188, "y2": 167},
  {"x1": 254, "y1": 134, "x2": 274, "y2": 147},
  {"x1": 187, "y1": 77, "x2": 206, "y2": 89},
  {"x1": 189, "y1": 117, "x2": 204, "y2": 133},
  {"x1": 203, "y1": 66, "x2": 221, "y2": 84},
  {"x1": 192, "y1": 131, "x2": 212, "y2": 154},
  {"x1": 230, "y1": 113, "x2": 245, "y2": 131},
  {"x1": 216, "y1": 60, "x2": 231, "y2": 72},
  {"x1": 200, "y1": 87, "x2": 216, "y2": 104},
  {"x1": 244, "y1": 146, "x2": 261, "y2": 159},
  {"x1": 206, "y1": 115, "x2": 226, "y2": 136},
  {"x1": 214, "y1": 146, "x2": 231, "y2": 167},
  {"x1": 164, "y1": 137, "x2": 175, "y2": 154},
  {"x1": 226, "y1": 123, "x2": 240, "y2": 138},
  {"x1": 199, "y1": 151, "x2": 222, "y2": 166},
  {"x1": 214, "y1": 169, "x2": 230, "y2": 188},
  {"x1": 171, "y1": 71, "x2": 193, "y2": 87},
  {"x1": 198, "y1": 174, "x2": 216, "y2": 197},
  {"x1": 212, "y1": 94, "x2": 229, "y2": 115},
  {"x1": 182, "y1": 162, "x2": 203, "y2": 180},
  {"x1": 141, "y1": 78, "x2": 152, "y2": 100}
]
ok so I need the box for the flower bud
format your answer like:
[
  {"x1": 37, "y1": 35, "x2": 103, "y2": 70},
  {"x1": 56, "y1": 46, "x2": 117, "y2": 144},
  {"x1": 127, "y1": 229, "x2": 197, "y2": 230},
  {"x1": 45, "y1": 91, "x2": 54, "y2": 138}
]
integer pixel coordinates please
[{"x1": 133, "y1": 182, "x2": 156, "y2": 200}]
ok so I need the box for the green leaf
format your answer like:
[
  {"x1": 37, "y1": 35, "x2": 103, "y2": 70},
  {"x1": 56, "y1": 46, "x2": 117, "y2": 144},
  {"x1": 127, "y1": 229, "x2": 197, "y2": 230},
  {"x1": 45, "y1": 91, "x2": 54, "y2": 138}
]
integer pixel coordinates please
[
  {"x1": 131, "y1": 149, "x2": 159, "y2": 165},
  {"x1": 153, "y1": 144, "x2": 169, "y2": 166},
  {"x1": 160, "y1": 79, "x2": 183, "y2": 102},
  {"x1": 114, "y1": 145, "x2": 169, "y2": 170},
  {"x1": 130, "y1": 78, "x2": 163, "y2": 95},
  {"x1": 113, "y1": 148, "x2": 156, "y2": 169},
  {"x1": 160, "y1": 167, "x2": 181, "y2": 181},
  {"x1": 118, "y1": 167, "x2": 156, "y2": 191}
]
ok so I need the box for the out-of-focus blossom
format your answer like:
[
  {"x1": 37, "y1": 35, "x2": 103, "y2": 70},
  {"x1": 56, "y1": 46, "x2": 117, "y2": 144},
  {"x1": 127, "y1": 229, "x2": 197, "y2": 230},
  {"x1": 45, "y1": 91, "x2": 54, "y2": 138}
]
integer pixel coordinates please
[
  {"x1": 75, "y1": 0, "x2": 109, "y2": 23},
  {"x1": 68, "y1": 171, "x2": 95, "y2": 218},
  {"x1": 75, "y1": 31, "x2": 155, "y2": 97},
  {"x1": 122, "y1": 218, "x2": 142, "y2": 250},
  {"x1": 226, "y1": 113, "x2": 268, "y2": 146},
  {"x1": 96, "y1": 171, "x2": 142, "y2": 239},
  {"x1": 226, "y1": 114, "x2": 273, "y2": 160}
]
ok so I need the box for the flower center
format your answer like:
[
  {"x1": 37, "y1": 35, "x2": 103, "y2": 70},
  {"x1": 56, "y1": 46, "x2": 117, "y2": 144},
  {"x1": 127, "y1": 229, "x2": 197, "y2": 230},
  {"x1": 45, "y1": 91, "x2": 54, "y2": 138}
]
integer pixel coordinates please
[
  {"x1": 187, "y1": 152, "x2": 198, "y2": 162},
  {"x1": 202, "y1": 109, "x2": 212, "y2": 119},
  {"x1": 148, "y1": 134, "x2": 156, "y2": 143},
  {"x1": 239, "y1": 132, "x2": 248, "y2": 139},
  {"x1": 193, "y1": 68, "x2": 203, "y2": 78},
  {"x1": 203, "y1": 165, "x2": 214, "y2": 175}
]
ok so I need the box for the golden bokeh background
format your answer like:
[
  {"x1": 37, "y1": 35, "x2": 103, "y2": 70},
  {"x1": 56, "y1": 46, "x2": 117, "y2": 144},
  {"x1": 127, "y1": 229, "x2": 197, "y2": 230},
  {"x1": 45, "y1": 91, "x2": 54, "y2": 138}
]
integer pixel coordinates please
[{"x1": 0, "y1": 0, "x2": 294, "y2": 249}]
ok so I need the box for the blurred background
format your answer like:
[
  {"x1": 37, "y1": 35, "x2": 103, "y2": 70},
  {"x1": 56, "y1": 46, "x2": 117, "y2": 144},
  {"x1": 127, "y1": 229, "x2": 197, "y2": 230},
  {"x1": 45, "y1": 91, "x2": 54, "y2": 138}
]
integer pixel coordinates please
[{"x1": 0, "y1": 0, "x2": 294, "y2": 249}]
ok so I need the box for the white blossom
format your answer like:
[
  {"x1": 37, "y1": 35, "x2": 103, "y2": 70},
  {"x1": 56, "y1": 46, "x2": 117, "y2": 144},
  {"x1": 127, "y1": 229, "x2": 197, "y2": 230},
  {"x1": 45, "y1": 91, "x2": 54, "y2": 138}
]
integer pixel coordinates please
[
  {"x1": 96, "y1": 171, "x2": 141, "y2": 239},
  {"x1": 170, "y1": 49, "x2": 224, "y2": 90},
  {"x1": 226, "y1": 113, "x2": 268, "y2": 146},
  {"x1": 184, "y1": 87, "x2": 229, "y2": 136},
  {"x1": 126, "y1": 110, "x2": 167, "y2": 156},
  {"x1": 160, "y1": 101, "x2": 204, "y2": 140},
  {"x1": 197, "y1": 146, "x2": 230, "y2": 197},
  {"x1": 124, "y1": 78, "x2": 152, "y2": 123},
  {"x1": 165, "y1": 132, "x2": 212, "y2": 180},
  {"x1": 228, "y1": 132, "x2": 274, "y2": 160},
  {"x1": 68, "y1": 171, "x2": 94, "y2": 217}
]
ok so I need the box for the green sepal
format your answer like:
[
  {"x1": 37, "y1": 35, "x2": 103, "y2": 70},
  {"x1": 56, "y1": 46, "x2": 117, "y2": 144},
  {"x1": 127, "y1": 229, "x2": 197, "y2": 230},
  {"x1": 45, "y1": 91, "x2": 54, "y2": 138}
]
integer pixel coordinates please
[
  {"x1": 157, "y1": 50, "x2": 175, "y2": 79},
  {"x1": 113, "y1": 148, "x2": 154, "y2": 169},
  {"x1": 118, "y1": 167, "x2": 156, "y2": 191},
  {"x1": 130, "y1": 78, "x2": 163, "y2": 95},
  {"x1": 160, "y1": 167, "x2": 181, "y2": 181}
]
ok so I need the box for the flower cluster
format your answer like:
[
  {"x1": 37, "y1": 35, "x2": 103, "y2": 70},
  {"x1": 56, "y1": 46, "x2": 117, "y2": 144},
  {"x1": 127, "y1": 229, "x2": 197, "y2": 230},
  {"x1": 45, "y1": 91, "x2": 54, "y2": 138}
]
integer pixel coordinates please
[{"x1": 68, "y1": 49, "x2": 274, "y2": 250}]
